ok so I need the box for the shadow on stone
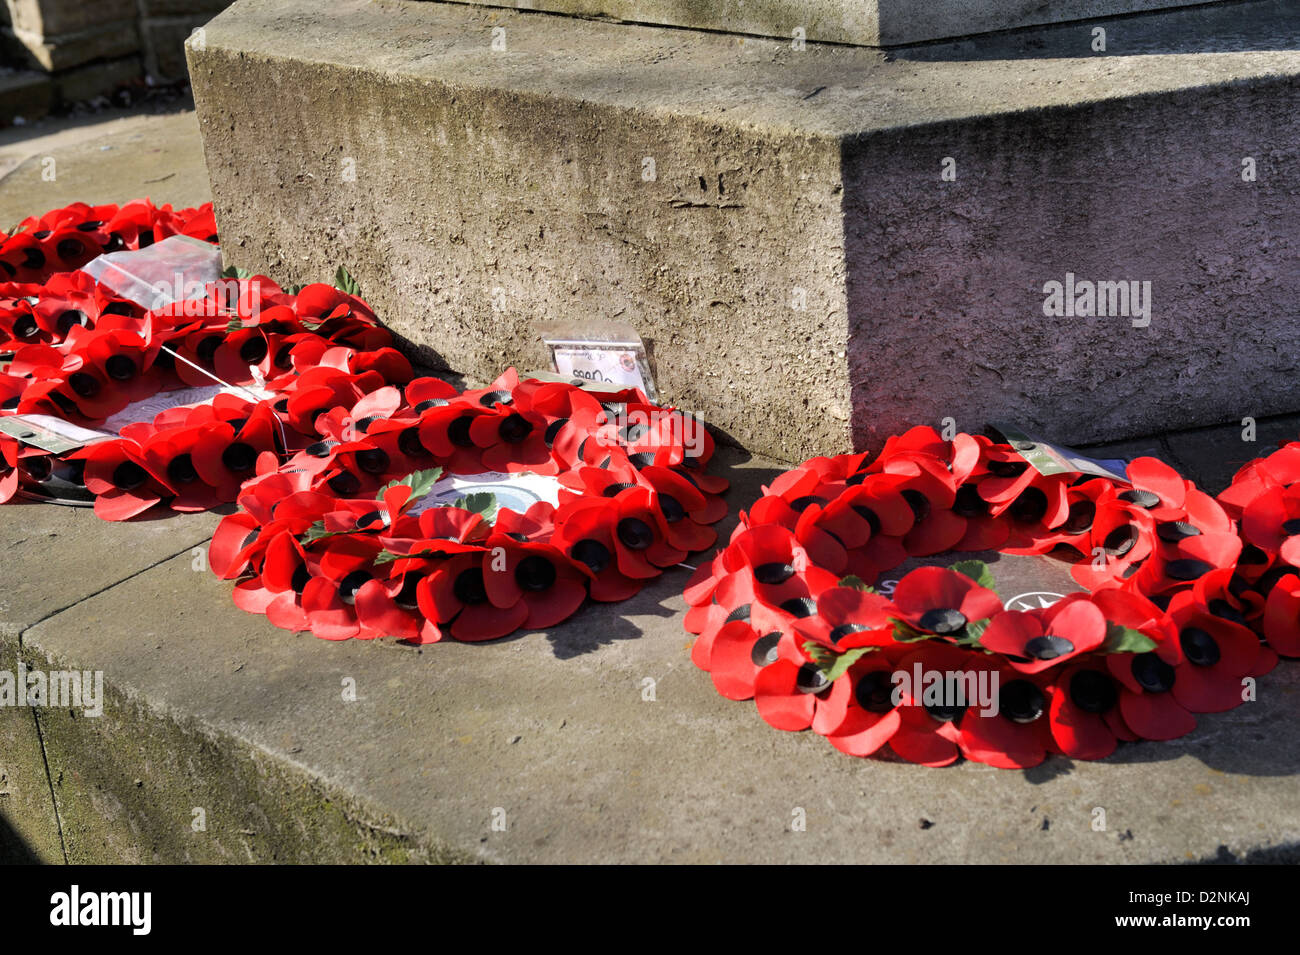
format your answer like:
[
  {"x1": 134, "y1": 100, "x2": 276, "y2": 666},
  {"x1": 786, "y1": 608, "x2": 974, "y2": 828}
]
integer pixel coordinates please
[
  {"x1": 1193, "y1": 840, "x2": 1300, "y2": 863},
  {"x1": 890, "y1": 0, "x2": 1300, "y2": 62},
  {"x1": 0, "y1": 814, "x2": 44, "y2": 865}
]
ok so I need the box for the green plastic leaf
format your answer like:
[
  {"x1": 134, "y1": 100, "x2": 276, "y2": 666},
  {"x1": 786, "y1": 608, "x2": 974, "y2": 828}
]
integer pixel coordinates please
[
  {"x1": 837, "y1": 575, "x2": 877, "y2": 593},
  {"x1": 334, "y1": 264, "x2": 361, "y2": 298},
  {"x1": 452, "y1": 491, "x2": 498, "y2": 523},
  {"x1": 955, "y1": 617, "x2": 990, "y2": 648},
  {"x1": 300, "y1": 520, "x2": 344, "y2": 545},
  {"x1": 888, "y1": 617, "x2": 931, "y2": 643},
  {"x1": 374, "y1": 546, "x2": 457, "y2": 566},
  {"x1": 220, "y1": 264, "x2": 255, "y2": 280},
  {"x1": 376, "y1": 467, "x2": 443, "y2": 505},
  {"x1": 950, "y1": 559, "x2": 997, "y2": 593},
  {"x1": 803, "y1": 642, "x2": 878, "y2": 683},
  {"x1": 1100, "y1": 622, "x2": 1158, "y2": 655}
]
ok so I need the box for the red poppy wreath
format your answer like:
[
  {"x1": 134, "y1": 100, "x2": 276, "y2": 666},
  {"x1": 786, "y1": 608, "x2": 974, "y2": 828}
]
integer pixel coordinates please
[
  {"x1": 1, "y1": 199, "x2": 728, "y2": 646},
  {"x1": 207, "y1": 369, "x2": 727, "y2": 643},
  {"x1": 683, "y1": 427, "x2": 1286, "y2": 769}
]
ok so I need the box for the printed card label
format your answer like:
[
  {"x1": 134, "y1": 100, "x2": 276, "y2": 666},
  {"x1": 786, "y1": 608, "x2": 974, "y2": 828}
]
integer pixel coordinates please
[
  {"x1": 552, "y1": 346, "x2": 647, "y2": 393},
  {"x1": 0, "y1": 414, "x2": 115, "y2": 454},
  {"x1": 407, "y1": 471, "x2": 563, "y2": 516},
  {"x1": 989, "y1": 422, "x2": 1130, "y2": 483}
]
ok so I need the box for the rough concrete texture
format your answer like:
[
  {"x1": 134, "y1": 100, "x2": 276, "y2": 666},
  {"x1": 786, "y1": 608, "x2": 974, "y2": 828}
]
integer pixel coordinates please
[
  {"x1": 0, "y1": 108, "x2": 212, "y2": 224},
  {"x1": 0, "y1": 69, "x2": 53, "y2": 126},
  {"x1": 0, "y1": 493, "x2": 220, "y2": 864},
  {"x1": 1, "y1": 19, "x2": 141, "y2": 73},
  {"x1": 0, "y1": 637, "x2": 64, "y2": 863},
  {"x1": 1, "y1": 0, "x2": 138, "y2": 38},
  {"x1": 433, "y1": 0, "x2": 1221, "y2": 47},
  {"x1": 4, "y1": 431, "x2": 1300, "y2": 864},
  {"x1": 0, "y1": 0, "x2": 233, "y2": 94},
  {"x1": 141, "y1": 17, "x2": 207, "y2": 82},
  {"x1": 189, "y1": 0, "x2": 1300, "y2": 463}
]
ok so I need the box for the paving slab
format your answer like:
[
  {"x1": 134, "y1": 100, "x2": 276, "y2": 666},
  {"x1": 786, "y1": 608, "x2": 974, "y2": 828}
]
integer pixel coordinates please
[
  {"x1": 14, "y1": 444, "x2": 1300, "y2": 864},
  {"x1": 0, "y1": 107, "x2": 211, "y2": 226},
  {"x1": 190, "y1": 0, "x2": 1300, "y2": 463},
  {"x1": 0, "y1": 500, "x2": 220, "y2": 635}
]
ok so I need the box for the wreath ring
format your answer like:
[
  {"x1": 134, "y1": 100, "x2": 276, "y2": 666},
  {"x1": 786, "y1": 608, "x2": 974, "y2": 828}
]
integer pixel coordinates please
[
  {"x1": 683, "y1": 427, "x2": 1283, "y2": 768},
  {"x1": 1, "y1": 200, "x2": 728, "y2": 646}
]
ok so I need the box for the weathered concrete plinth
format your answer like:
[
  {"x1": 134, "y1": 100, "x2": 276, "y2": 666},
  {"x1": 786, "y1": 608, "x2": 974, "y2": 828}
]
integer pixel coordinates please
[
  {"x1": 189, "y1": 0, "x2": 1300, "y2": 463},
  {"x1": 436, "y1": 0, "x2": 1222, "y2": 47}
]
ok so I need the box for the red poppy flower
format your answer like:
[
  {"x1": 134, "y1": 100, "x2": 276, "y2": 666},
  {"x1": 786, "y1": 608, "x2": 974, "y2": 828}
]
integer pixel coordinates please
[
  {"x1": 1242, "y1": 484, "x2": 1300, "y2": 566},
  {"x1": 549, "y1": 498, "x2": 649, "y2": 602},
  {"x1": 1128, "y1": 528, "x2": 1242, "y2": 598},
  {"x1": 351, "y1": 568, "x2": 442, "y2": 644},
  {"x1": 0, "y1": 291, "x2": 45, "y2": 347},
  {"x1": 792, "y1": 586, "x2": 894, "y2": 652},
  {"x1": 823, "y1": 652, "x2": 906, "y2": 757},
  {"x1": 71, "y1": 438, "x2": 173, "y2": 520},
  {"x1": 1106, "y1": 648, "x2": 1197, "y2": 741},
  {"x1": 1262, "y1": 573, "x2": 1300, "y2": 657},
  {"x1": 468, "y1": 404, "x2": 558, "y2": 474},
  {"x1": 978, "y1": 596, "x2": 1107, "y2": 674},
  {"x1": 0, "y1": 233, "x2": 56, "y2": 284},
  {"x1": 0, "y1": 434, "x2": 19, "y2": 503},
  {"x1": 1070, "y1": 497, "x2": 1156, "y2": 590},
  {"x1": 414, "y1": 549, "x2": 527, "y2": 641},
  {"x1": 1164, "y1": 590, "x2": 1262, "y2": 712},
  {"x1": 886, "y1": 643, "x2": 972, "y2": 767},
  {"x1": 492, "y1": 501, "x2": 556, "y2": 542},
  {"x1": 703, "y1": 618, "x2": 797, "y2": 701},
  {"x1": 890, "y1": 566, "x2": 1003, "y2": 637},
  {"x1": 686, "y1": 572, "x2": 756, "y2": 667},
  {"x1": 1218, "y1": 443, "x2": 1300, "y2": 519},
  {"x1": 753, "y1": 654, "x2": 856, "y2": 734},
  {"x1": 192, "y1": 403, "x2": 281, "y2": 501},
  {"x1": 1124, "y1": 456, "x2": 1196, "y2": 522},
  {"x1": 883, "y1": 457, "x2": 966, "y2": 556},
  {"x1": 728, "y1": 524, "x2": 835, "y2": 607},
  {"x1": 140, "y1": 424, "x2": 222, "y2": 511},
  {"x1": 812, "y1": 477, "x2": 915, "y2": 581},
  {"x1": 481, "y1": 537, "x2": 588, "y2": 629},
  {"x1": 958, "y1": 665, "x2": 1055, "y2": 769},
  {"x1": 1045, "y1": 660, "x2": 1133, "y2": 761}
]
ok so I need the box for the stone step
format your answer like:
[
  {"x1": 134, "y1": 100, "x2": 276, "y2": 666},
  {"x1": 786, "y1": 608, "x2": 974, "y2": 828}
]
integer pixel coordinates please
[
  {"x1": 188, "y1": 0, "x2": 1300, "y2": 463},
  {"x1": 4, "y1": 421, "x2": 1300, "y2": 863},
  {"x1": 428, "y1": 0, "x2": 1223, "y2": 47},
  {"x1": 0, "y1": 69, "x2": 53, "y2": 127}
]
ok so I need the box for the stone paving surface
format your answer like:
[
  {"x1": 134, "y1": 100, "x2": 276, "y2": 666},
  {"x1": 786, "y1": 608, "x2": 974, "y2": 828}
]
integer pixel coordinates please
[
  {"x1": 2, "y1": 110, "x2": 1300, "y2": 864},
  {"x1": 0, "y1": 106, "x2": 211, "y2": 222}
]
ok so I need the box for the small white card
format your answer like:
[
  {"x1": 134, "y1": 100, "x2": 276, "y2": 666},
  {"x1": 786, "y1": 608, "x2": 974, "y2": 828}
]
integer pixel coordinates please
[
  {"x1": 0, "y1": 414, "x2": 114, "y2": 454},
  {"x1": 552, "y1": 345, "x2": 648, "y2": 394},
  {"x1": 407, "y1": 471, "x2": 562, "y2": 517}
]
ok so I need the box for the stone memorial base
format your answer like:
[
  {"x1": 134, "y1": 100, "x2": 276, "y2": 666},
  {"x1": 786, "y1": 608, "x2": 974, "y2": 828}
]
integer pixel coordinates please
[
  {"x1": 188, "y1": 0, "x2": 1300, "y2": 462},
  {"x1": 432, "y1": 0, "x2": 1222, "y2": 47}
]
